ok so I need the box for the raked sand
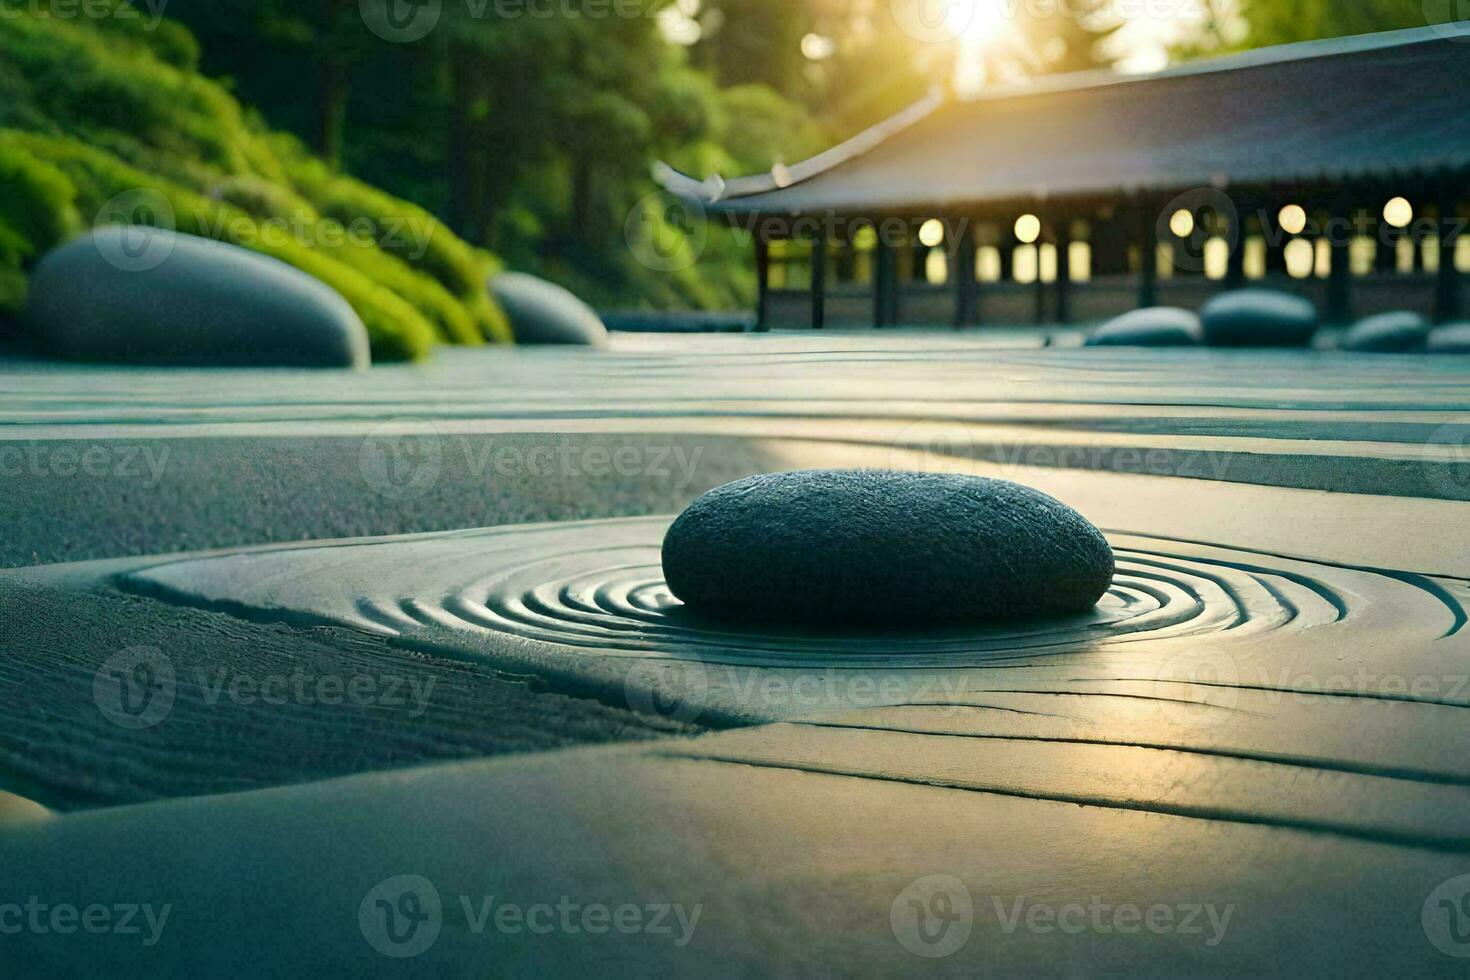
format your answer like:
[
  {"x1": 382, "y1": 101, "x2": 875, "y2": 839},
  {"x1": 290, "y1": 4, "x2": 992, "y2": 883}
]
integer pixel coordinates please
[{"x1": 2, "y1": 333, "x2": 1469, "y2": 974}]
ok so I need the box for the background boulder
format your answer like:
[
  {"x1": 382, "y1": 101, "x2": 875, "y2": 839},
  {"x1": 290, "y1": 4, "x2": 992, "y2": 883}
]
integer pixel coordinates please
[
  {"x1": 489, "y1": 273, "x2": 608, "y2": 346},
  {"x1": 1200, "y1": 289, "x2": 1318, "y2": 348},
  {"x1": 1427, "y1": 322, "x2": 1470, "y2": 354},
  {"x1": 24, "y1": 227, "x2": 370, "y2": 368},
  {"x1": 1340, "y1": 311, "x2": 1430, "y2": 353},
  {"x1": 1086, "y1": 307, "x2": 1203, "y2": 347}
]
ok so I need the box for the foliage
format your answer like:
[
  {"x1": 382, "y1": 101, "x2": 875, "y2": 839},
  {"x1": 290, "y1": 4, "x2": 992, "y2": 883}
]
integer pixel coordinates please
[{"x1": 0, "y1": 2, "x2": 509, "y2": 359}]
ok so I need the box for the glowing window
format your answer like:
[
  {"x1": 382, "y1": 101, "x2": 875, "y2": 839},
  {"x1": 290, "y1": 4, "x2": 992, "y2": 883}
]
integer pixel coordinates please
[
  {"x1": 919, "y1": 219, "x2": 945, "y2": 248},
  {"x1": 1169, "y1": 209, "x2": 1195, "y2": 238},
  {"x1": 1284, "y1": 239, "x2": 1315, "y2": 279},
  {"x1": 1204, "y1": 237, "x2": 1230, "y2": 280},
  {"x1": 1314, "y1": 238, "x2": 1332, "y2": 278},
  {"x1": 926, "y1": 249, "x2": 948, "y2": 285},
  {"x1": 1350, "y1": 237, "x2": 1376, "y2": 276},
  {"x1": 977, "y1": 246, "x2": 1001, "y2": 282},
  {"x1": 1068, "y1": 241, "x2": 1091, "y2": 282},
  {"x1": 1396, "y1": 237, "x2": 1416, "y2": 273},
  {"x1": 1013, "y1": 244, "x2": 1038, "y2": 283},
  {"x1": 1157, "y1": 243, "x2": 1174, "y2": 279},
  {"x1": 1243, "y1": 237, "x2": 1266, "y2": 279}
]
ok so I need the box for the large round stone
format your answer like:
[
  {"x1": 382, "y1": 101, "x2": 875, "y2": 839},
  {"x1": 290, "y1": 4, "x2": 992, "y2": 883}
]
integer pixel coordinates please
[
  {"x1": 23, "y1": 227, "x2": 369, "y2": 368},
  {"x1": 1427, "y1": 323, "x2": 1470, "y2": 354},
  {"x1": 1200, "y1": 289, "x2": 1319, "y2": 348},
  {"x1": 489, "y1": 272, "x2": 608, "y2": 346},
  {"x1": 1341, "y1": 311, "x2": 1430, "y2": 353},
  {"x1": 1087, "y1": 307, "x2": 1203, "y2": 347},
  {"x1": 662, "y1": 470, "x2": 1115, "y2": 626}
]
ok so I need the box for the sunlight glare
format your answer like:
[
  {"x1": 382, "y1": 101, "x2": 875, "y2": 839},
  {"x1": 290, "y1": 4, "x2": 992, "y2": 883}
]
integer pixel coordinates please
[{"x1": 945, "y1": 0, "x2": 1014, "y2": 44}]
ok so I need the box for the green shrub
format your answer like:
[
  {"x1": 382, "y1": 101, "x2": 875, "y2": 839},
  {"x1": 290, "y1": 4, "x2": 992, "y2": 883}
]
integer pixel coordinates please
[
  {"x1": 4, "y1": 130, "x2": 438, "y2": 359},
  {"x1": 289, "y1": 158, "x2": 486, "y2": 297},
  {"x1": 0, "y1": 141, "x2": 82, "y2": 262},
  {"x1": 0, "y1": 7, "x2": 512, "y2": 359}
]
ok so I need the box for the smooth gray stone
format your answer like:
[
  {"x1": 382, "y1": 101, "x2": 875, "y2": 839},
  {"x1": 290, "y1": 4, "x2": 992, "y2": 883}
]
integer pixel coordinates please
[
  {"x1": 1427, "y1": 322, "x2": 1470, "y2": 354},
  {"x1": 1086, "y1": 307, "x2": 1203, "y2": 347},
  {"x1": 1200, "y1": 289, "x2": 1319, "y2": 347},
  {"x1": 661, "y1": 470, "x2": 1114, "y2": 625},
  {"x1": 489, "y1": 272, "x2": 608, "y2": 346},
  {"x1": 1341, "y1": 311, "x2": 1430, "y2": 353},
  {"x1": 23, "y1": 227, "x2": 369, "y2": 368}
]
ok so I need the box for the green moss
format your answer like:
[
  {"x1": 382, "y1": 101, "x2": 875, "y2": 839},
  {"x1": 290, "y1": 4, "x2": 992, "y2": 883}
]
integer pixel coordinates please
[
  {"x1": 0, "y1": 6, "x2": 512, "y2": 360},
  {"x1": 288, "y1": 158, "x2": 488, "y2": 297},
  {"x1": 4, "y1": 130, "x2": 438, "y2": 360},
  {"x1": 0, "y1": 141, "x2": 82, "y2": 262}
]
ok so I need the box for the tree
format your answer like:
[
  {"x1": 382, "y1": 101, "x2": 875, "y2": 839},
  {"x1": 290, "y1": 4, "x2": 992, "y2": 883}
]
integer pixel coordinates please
[{"x1": 1213, "y1": 0, "x2": 1455, "y2": 49}]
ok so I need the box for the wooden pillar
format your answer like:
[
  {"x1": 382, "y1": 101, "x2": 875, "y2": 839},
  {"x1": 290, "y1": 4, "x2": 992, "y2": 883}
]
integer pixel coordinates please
[
  {"x1": 1326, "y1": 197, "x2": 1353, "y2": 324},
  {"x1": 1055, "y1": 221, "x2": 1073, "y2": 325},
  {"x1": 1438, "y1": 184, "x2": 1464, "y2": 323},
  {"x1": 1139, "y1": 203, "x2": 1159, "y2": 309},
  {"x1": 873, "y1": 238, "x2": 893, "y2": 328},
  {"x1": 953, "y1": 222, "x2": 977, "y2": 328},
  {"x1": 1375, "y1": 208, "x2": 1398, "y2": 273},
  {"x1": 810, "y1": 236, "x2": 827, "y2": 330},
  {"x1": 1224, "y1": 197, "x2": 1248, "y2": 288},
  {"x1": 754, "y1": 235, "x2": 771, "y2": 332}
]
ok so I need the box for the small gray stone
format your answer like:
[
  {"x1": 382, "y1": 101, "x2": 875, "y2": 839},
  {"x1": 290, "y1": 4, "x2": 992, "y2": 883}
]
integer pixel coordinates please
[
  {"x1": 1341, "y1": 311, "x2": 1430, "y2": 353},
  {"x1": 23, "y1": 227, "x2": 369, "y2": 368},
  {"x1": 1427, "y1": 322, "x2": 1470, "y2": 354},
  {"x1": 1087, "y1": 307, "x2": 1203, "y2": 347},
  {"x1": 1200, "y1": 289, "x2": 1318, "y2": 348},
  {"x1": 489, "y1": 272, "x2": 608, "y2": 346},
  {"x1": 662, "y1": 470, "x2": 1115, "y2": 626}
]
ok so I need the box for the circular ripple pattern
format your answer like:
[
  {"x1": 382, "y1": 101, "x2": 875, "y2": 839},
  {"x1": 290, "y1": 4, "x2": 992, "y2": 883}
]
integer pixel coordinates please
[{"x1": 361, "y1": 542, "x2": 1349, "y2": 668}]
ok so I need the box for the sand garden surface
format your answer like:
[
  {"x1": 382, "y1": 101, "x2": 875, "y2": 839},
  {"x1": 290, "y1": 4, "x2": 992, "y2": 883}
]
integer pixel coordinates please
[{"x1": 2, "y1": 331, "x2": 1470, "y2": 975}]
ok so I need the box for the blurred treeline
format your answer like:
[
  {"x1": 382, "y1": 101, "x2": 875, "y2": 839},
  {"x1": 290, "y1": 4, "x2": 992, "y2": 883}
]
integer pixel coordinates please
[{"x1": 3, "y1": 0, "x2": 1456, "y2": 336}]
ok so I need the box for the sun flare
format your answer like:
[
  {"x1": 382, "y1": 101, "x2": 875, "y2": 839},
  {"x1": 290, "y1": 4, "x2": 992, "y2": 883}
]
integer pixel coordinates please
[{"x1": 944, "y1": 0, "x2": 1016, "y2": 45}]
